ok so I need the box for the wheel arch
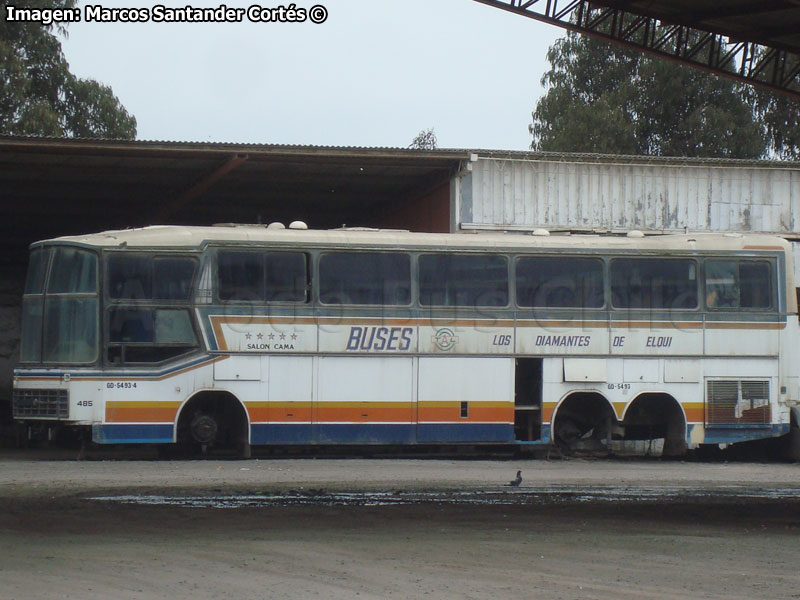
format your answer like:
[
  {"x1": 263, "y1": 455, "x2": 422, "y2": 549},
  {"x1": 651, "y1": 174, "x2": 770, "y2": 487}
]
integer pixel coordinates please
[
  {"x1": 621, "y1": 391, "x2": 688, "y2": 456},
  {"x1": 175, "y1": 389, "x2": 251, "y2": 445}
]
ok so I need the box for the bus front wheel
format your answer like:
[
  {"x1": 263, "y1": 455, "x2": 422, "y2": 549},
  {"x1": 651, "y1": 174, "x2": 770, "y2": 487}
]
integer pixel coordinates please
[
  {"x1": 176, "y1": 392, "x2": 250, "y2": 458},
  {"x1": 189, "y1": 413, "x2": 218, "y2": 445}
]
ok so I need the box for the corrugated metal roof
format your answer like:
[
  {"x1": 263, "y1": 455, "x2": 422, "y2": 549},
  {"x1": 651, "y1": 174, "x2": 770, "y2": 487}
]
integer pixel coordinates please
[
  {"x1": 0, "y1": 135, "x2": 472, "y2": 158},
  {"x1": 474, "y1": 149, "x2": 800, "y2": 170}
]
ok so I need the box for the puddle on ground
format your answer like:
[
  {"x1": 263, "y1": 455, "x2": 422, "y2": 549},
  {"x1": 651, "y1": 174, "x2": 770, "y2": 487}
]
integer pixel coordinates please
[{"x1": 88, "y1": 487, "x2": 800, "y2": 509}]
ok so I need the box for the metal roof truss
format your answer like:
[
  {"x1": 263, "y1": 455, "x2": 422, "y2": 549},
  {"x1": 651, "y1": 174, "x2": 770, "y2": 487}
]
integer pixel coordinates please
[{"x1": 474, "y1": 0, "x2": 800, "y2": 99}]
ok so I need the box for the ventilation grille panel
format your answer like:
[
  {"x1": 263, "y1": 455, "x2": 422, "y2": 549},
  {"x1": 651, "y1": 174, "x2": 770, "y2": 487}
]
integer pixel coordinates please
[{"x1": 706, "y1": 380, "x2": 770, "y2": 425}]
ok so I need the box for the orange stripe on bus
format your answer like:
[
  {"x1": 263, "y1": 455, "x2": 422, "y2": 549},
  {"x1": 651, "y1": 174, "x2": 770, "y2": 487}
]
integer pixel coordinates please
[
  {"x1": 245, "y1": 401, "x2": 314, "y2": 423},
  {"x1": 316, "y1": 403, "x2": 413, "y2": 423},
  {"x1": 106, "y1": 401, "x2": 181, "y2": 423},
  {"x1": 243, "y1": 401, "x2": 513, "y2": 424},
  {"x1": 683, "y1": 403, "x2": 704, "y2": 422},
  {"x1": 418, "y1": 401, "x2": 513, "y2": 423}
]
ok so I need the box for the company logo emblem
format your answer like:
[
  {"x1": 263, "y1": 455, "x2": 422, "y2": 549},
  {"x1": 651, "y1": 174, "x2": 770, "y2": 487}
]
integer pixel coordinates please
[{"x1": 432, "y1": 328, "x2": 458, "y2": 351}]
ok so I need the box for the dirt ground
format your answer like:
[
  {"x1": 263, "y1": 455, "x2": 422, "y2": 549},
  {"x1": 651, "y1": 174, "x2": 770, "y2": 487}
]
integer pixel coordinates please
[{"x1": 1, "y1": 454, "x2": 800, "y2": 600}]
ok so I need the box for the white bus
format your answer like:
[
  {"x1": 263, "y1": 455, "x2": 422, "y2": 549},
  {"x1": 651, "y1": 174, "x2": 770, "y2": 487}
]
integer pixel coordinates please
[{"x1": 13, "y1": 224, "x2": 800, "y2": 457}]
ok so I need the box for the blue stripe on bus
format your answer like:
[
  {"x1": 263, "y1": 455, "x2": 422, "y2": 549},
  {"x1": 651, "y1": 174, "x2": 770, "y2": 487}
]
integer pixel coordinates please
[
  {"x1": 250, "y1": 424, "x2": 415, "y2": 445},
  {"x1": 92, "y1": 422, "x2": 790, "y2": 447},
  {"x1": 92, "y1": 424, "x2": 174, "y2": 444},
  {"x1": 249, "y1": 424, "x2": 514, "y2": 444},
  {"x1": 702, "y1": 423, "x2": 789, "y2": 444},
  {"x1": 539, "y1": 424, "x2": 551, "y2": 444},
  {"x1": 250, "y1": 424, "x2": 315, "y2": 445},
  {"x1": 417, "y1": 424, "x2": 514, "y2": 443},
  {"x1": 317, "y1": 424, "x2": 416, "y2": 444}
]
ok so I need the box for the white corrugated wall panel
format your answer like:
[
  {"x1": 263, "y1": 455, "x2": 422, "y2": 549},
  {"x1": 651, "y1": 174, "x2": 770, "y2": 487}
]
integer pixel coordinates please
[
  {"x1": 463, "y1": 158, "x2": 800, "y2": 235},
  {"x1": 792, "y1": 242, "x2": 800, "y2": 288}
]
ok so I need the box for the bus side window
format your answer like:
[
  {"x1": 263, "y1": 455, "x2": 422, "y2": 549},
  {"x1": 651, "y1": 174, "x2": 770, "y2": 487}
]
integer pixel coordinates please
[
  {"x1": 107, "y1": 308, "x2": 198, "y2": 364},
  {"x1": 419, "y1": 254, "x2": 508, "y2": 307},
  {"x1": 705, "y1": 260, "x2": 772, "y2": 310},
  {"x1": 739, "y1": 262, "x2": 771, "y2": 309},
  {"x1": 611, "y1": 258, "x2": 697, "y2": 310},
  {"x1": 218, "y1": 251, "x2": 264, "y2": 301},
  {"x1": 217, "y1": 251, "x2": 307, "y2": 303},
  {"x1": 108, "y1": 254, "x2": 152, "y2": 300},
  {"x1": 319, "y1": 252, "x2": 410, "y2": 305},
  {"x1": 265, "y1": 252, "x2": 308, "y2": 302},
  {"x1": 109, "y1": 309, "x2": 154, "y2": 343},
  {"x1": 705, "y1": 260, "x2": 739, "y2": 308},
  {"x1": 154, "y1": 257, "x2": 197, "y2": 300},
  {"x1": 516, "y1": 256, "x2": 604, "y2": 309}
]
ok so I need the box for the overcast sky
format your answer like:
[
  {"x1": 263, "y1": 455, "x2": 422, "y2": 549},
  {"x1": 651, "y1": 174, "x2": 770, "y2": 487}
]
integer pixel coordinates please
[{"x1": 60, "y1": 0, "x2": 561, "y2": 150}]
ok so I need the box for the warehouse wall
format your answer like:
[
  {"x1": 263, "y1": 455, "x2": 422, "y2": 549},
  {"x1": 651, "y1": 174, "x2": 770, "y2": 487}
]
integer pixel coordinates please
[
  {"x1": 461, "y1": 156, "x2": 799, "y2": 235},
  {"x1": 460, "y1": 155, "x2": 800, "y2": 283}
]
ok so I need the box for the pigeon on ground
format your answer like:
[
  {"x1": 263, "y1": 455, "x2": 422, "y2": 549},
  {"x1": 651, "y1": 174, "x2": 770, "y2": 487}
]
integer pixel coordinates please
[{"x1": 508, "y1": 470, "x2": 522, "y2": 487}]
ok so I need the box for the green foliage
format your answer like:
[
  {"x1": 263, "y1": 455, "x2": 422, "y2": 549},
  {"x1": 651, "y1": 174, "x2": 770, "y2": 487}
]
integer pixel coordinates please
[
  {"x1": 751, "y1": 88, "x2": 800, "y2": 161},
  {"x1": 531, "y1": 31, "x2": 767, "y2": 159},
  {"x1": 0, "y1": 0, "x2": 136, "y2": 138}
]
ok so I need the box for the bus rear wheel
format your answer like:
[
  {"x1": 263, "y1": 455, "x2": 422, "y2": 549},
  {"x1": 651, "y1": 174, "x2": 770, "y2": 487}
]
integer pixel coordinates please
[{"x1": 552, "y1": 393, "x2": 617, "y2": 455}]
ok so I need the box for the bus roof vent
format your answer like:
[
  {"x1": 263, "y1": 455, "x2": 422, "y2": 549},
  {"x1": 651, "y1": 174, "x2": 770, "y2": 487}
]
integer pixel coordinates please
[
  {"x1": 266, "y1": 222, "x2": 286, "y2": 230},
  {"x1": 627, "y1": 230, "x2": 645, "y2": 238},
  {"x1": 288, "y1": 220, "x2": 308, "y2": 230},
  {"x1": 531, "y1": 228, "x2": 550, "y2": 236}
]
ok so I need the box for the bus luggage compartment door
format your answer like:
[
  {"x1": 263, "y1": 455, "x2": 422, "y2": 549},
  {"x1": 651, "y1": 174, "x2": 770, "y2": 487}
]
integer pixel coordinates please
[
  {"x1": 316, "y1": 356, "x2": 414, "y2": 444},
  {"x1": 417, "y1": 357, "x2": 515, "y2": 443}
]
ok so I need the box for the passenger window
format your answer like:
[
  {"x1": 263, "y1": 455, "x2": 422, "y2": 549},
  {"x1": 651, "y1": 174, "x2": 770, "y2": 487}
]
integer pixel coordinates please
[
  {"x1": 108, "y1": 254, "x2": 153, "y2": 300},
  {"x1": 319, "y1": 252, "x2": 410, "y2": 305},
  {"x1": 154, "y1": 258, "x2": 197, "y2": 300},
  {"x1": 218, "y1": 251, "x2": 263, "y2": 301},
  {"x1": 109, "y1": 254, "x2": 197, "y2": 300},
  {"x1": 706, "y1": 260, "x2": 772, "y2": 309},
  {"x1": 705, "y1": 260, "x2": 739, "y2": 308},
  {"x1": 419, "y1": 254, "x2": 508, "y2": 307},
  {"x1": 611, "y1": 258, "x2": 698, "y2": 310},
  {"x1": 155, "y1": 309, "x2": 197, "y2": 344},
  {"x1": 740, "y1": 263, "x2": 771, "y2": 308},
  {"x1": 516, "y1": 257, "x2": 604, "y2": 308},
  {"x1": 109, "y1": 308, "x2": 154, "y2": 343},
  {"x1": 218, "y1": 251, "x2": 307, "y2": 302},
  {"x1": 107, "y1": 308, "x2": 198, "y2": 364},
  {"x1": 265, "y1": 253, "x2": 308, "y2": 302}
]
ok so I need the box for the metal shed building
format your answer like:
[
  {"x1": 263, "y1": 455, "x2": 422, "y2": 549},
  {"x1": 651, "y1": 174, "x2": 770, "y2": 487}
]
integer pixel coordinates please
[
  {"x1": 2, "y1": 137, "x2": 800, "y2": 416},
  {"x1": 456, "y1": 152, "x2": 800, "y2": 279}
]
